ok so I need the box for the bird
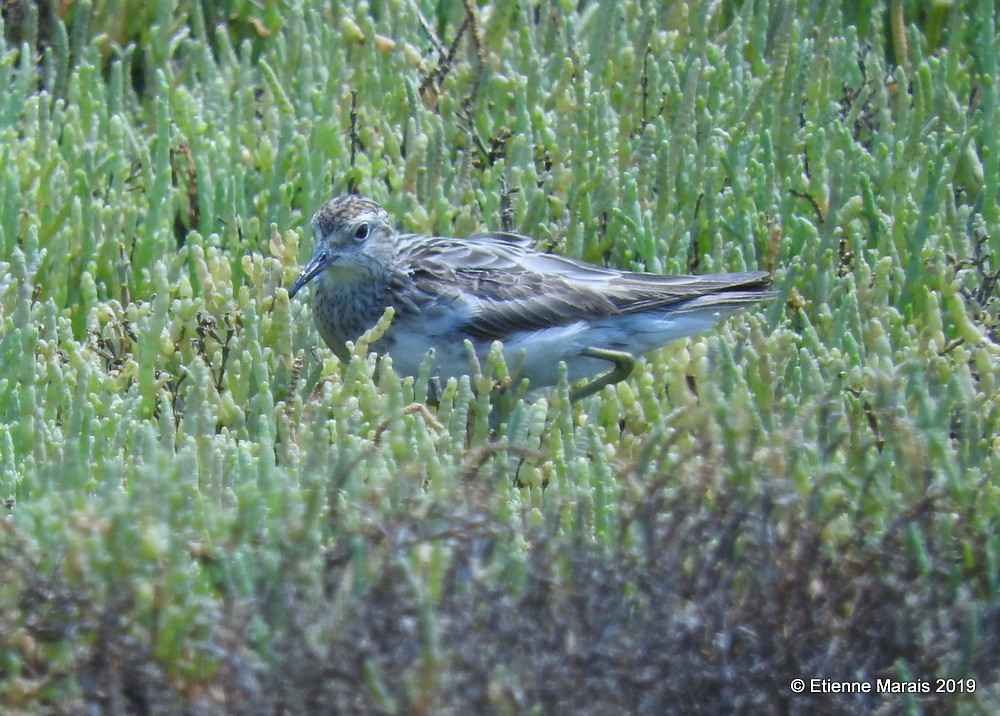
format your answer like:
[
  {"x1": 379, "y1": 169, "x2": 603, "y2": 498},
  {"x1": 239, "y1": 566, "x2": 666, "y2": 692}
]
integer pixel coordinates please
[{"x1": 287, "y1": 194, "x2": 775, "y2": 400}]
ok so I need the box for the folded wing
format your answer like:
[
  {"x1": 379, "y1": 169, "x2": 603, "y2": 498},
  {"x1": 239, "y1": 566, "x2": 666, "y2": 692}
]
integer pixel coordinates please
[{"x1": 397, "y1": 232, "x2": 774, "y2": 342}]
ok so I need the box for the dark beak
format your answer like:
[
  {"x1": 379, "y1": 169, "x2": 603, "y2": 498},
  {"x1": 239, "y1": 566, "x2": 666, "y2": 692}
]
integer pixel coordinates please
[{"x1": 288, "y1": 246, "x2": 333, "y2": 298}]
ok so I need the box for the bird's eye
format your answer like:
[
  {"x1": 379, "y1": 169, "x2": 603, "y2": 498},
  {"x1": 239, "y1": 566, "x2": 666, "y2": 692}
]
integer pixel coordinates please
[{"x1": 353, "y1": 223, "x2": 370, "y2": 241}]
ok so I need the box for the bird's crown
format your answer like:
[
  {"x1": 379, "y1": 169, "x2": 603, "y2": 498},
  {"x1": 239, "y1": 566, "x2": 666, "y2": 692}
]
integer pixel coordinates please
[{"x1": 312, "y1": 194, "x2": 390, "y2": 237}]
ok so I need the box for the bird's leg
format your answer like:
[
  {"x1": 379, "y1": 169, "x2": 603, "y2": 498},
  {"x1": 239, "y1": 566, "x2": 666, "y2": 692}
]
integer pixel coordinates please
[
  {"x1": 570, "y1": 348, "x2": 636, "y2": 401},
  {"x1": 426, "y1": 376, "x2": 443, "y2": 408}
]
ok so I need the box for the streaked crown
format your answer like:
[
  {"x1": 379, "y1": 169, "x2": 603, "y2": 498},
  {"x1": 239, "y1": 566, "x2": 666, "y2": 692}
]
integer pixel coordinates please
[{"x1": 312, "y1": 194, "x2": 390, "y2": 237}]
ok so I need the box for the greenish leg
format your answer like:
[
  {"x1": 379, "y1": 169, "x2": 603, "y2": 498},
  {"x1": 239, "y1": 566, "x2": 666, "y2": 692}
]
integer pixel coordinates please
[{"x1": 570, "y1": 348, "x2": 636, "y2": 401}]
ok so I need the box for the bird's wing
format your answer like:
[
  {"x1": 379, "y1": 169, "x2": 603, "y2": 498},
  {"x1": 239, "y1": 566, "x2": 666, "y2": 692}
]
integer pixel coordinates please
[{"x1": 397, "y1": 233, "x2": 772, "y2": 341}]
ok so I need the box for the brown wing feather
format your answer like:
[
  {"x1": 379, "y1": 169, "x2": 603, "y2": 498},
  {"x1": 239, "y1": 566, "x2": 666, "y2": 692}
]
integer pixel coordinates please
[{"x1": 397, "y1": 232, "x2": 772, "y2": 341}]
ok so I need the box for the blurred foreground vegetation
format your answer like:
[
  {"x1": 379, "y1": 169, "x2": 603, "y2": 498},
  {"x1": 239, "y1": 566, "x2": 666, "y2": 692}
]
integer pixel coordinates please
[{"x1": 2, "y1": 0, "x2": 999, "y2": 713}]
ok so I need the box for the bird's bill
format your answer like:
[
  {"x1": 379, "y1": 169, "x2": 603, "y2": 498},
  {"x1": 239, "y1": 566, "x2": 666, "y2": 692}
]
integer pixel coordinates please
[{"x1": 288, "y1": 248, "x2": 332, "y2": 298}]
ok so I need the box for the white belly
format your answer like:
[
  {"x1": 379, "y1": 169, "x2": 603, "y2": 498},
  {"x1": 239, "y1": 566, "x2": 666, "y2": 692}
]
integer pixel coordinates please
[{"x1": 380, "y1": 307, "x2": 727, "y2": 390}]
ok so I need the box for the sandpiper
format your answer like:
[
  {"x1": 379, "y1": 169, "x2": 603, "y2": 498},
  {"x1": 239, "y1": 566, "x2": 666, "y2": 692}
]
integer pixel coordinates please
[{"x1": 288, "y1": 194, "x2": 774, "y2": 400}]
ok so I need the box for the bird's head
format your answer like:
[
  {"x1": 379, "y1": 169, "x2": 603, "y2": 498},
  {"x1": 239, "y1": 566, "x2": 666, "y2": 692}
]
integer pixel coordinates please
[{"x1": 288, "y1": 194, "x2": 395, "y2": 298}]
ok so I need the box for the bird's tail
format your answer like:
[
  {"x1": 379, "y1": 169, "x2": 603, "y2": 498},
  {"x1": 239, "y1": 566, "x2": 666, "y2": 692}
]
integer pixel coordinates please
[{"x1": 671, "y1": 271, "x2": 777, "y2": 315}]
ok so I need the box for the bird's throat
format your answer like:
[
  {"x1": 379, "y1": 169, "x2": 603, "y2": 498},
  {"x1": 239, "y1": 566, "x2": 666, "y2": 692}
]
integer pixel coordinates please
[{"x1": 318, "y1": 262, "x2": 370, "y2": 289}]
